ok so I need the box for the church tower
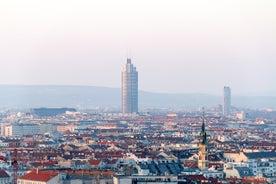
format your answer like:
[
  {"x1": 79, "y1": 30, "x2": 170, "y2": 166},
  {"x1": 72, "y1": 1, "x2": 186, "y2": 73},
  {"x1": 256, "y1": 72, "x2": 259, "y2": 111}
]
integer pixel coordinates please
[{"x1": 198, "y1": 109, "x2": 209, "y2": 170}]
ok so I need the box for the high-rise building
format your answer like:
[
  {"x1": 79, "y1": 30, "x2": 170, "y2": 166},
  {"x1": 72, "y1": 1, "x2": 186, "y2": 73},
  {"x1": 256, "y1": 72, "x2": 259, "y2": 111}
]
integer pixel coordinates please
[
  {"x1": 223, "y1": 86, "x2": 231, "y2": 116},
  {"x1": 122, "y1": 58, "x2": 138, "y2": 114},
  {"x1": 198, "y1": 110, "x2": 209, "y2": 170}
]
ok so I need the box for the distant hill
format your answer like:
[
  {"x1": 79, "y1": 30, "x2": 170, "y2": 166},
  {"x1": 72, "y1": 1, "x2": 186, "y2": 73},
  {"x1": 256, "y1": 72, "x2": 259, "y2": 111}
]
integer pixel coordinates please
[{"x1": 0, "y1": 85, "x2": 275, "y2": 109}]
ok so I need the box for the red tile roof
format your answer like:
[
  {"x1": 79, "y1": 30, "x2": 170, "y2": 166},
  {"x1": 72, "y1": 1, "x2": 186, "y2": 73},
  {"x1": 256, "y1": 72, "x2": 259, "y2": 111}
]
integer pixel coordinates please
[
  {"x1": 19, "y1": 171, "x2": 58, "y2": 182},
  {"x1": 184, "y1": 160, "x2": 198, "y2": 168},
  {"x1": 185, "y1": 175, "x2": 206, "y2": 181},
  {"x1": 89, "y1": 159, "x2": 101, "y2": 165}
]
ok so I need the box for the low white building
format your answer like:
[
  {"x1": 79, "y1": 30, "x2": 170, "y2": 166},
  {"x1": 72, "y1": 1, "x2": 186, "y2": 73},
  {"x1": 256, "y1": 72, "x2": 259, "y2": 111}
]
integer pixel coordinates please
[
  {"x1": 202, "y1": 170, "x2": 224, "y2": 179},
  {"x1": 247, "y1": 159, "x2": 276, "y2": 177},
  {"x1": 227, "y1": 152, "x2": 276, "y2": 177},
  {"x1": 224, "y1": 163, "x2": 254, "y2": 179}
]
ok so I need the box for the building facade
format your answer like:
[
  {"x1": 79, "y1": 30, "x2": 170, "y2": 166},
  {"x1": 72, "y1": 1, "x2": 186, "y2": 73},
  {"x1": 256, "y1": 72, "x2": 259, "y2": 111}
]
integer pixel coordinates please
[
  {"x1": 12, "y1": 124, "x2": 40, "y2": 137},
  {"x1": 2, "y1": 124, "x2": 12, "y2": 137},
  {"x1": 223, "y1": 86, "x2": 231, "y2": 116},
  {"x1": 122, "y1": 58, "x2": 138, "y2": 114}
]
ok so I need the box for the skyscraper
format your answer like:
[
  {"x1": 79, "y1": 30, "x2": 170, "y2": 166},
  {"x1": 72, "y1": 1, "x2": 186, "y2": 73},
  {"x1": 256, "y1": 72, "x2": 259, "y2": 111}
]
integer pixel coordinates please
[
  {"x1": 223, "y1": 86, "x2": 231, "y2": 116},
  {"x1": 122, "y1": 58, "x2": 138, "y2": 114}
]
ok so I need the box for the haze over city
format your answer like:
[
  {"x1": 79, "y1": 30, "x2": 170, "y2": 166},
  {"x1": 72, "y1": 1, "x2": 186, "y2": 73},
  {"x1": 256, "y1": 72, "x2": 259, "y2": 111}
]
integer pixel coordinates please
[
  {"x1": 2, "y1": 1, "x2": 276, "y2": 184},
  {"x1": 1, "y1": 0, "x2": 276, "y2": 95}
]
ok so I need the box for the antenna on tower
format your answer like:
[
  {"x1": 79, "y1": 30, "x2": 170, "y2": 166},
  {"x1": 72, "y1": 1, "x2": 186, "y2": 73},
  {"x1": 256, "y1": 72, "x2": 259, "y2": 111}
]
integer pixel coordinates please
[{"x1": 126, "y1": 48, "x2": 132, "y2": 64}]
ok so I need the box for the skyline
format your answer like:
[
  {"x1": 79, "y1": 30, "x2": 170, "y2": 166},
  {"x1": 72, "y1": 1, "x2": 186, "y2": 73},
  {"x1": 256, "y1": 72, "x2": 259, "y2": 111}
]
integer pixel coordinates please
[{"x1": 1, "y1": 0, "x2": 276, "y2": 95}]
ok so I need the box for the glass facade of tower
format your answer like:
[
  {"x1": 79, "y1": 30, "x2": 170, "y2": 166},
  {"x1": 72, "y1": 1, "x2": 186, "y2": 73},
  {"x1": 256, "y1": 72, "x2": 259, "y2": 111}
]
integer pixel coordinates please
[
  {"x1": 122, "y1": 58, "x2": 138, "y2": 114},
  {"x1": 223, "y1": 86, "x2": 231, "y2": 116}
]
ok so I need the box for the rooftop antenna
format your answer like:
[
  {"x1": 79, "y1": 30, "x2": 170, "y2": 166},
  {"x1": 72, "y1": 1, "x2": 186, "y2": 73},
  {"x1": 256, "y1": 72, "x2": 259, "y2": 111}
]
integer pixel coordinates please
[{"x1": 127, "y1": 48, "x2": 131, "y2": 64}]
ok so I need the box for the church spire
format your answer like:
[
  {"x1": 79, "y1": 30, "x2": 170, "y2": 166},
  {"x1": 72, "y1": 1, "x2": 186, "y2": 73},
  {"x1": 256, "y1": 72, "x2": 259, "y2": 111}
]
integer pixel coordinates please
[
  {"x1": 201, "y1": 109, "x2": 205, "y2": 133},
  {"x1": 198, "y1": 107, "x2": 209, "y2": 170},
  {"x1": 200, "y1": 108, "x2": 207, "y2": 145}
]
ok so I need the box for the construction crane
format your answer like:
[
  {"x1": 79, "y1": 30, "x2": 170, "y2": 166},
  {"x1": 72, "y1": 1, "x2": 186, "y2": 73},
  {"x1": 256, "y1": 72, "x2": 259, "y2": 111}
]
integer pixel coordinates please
[{"x1": 12, "y1": 148, "x2": 18, "y2": 184}]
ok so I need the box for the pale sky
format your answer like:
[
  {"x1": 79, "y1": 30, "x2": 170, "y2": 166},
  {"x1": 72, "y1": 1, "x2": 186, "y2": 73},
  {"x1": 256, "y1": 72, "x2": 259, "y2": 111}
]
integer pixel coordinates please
[{"x1": 0, "y1": 0, "x2": 276, "y2": 95}]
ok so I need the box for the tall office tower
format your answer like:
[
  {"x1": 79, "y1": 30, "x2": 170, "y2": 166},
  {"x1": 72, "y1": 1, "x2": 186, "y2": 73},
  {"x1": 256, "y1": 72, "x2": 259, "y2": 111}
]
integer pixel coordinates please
[
  {"x1": 122, "y1": 58, "x2": 138, "y2": 114},
  {"x1": 223, "y1": 86, "x2": 231, "y2": 116}
]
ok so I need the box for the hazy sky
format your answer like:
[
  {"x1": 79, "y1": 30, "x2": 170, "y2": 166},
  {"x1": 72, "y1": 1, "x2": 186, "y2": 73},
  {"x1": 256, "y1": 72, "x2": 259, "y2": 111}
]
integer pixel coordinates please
[{"x1": 0, "y1": 0, "x2": 276, "y2": 95}]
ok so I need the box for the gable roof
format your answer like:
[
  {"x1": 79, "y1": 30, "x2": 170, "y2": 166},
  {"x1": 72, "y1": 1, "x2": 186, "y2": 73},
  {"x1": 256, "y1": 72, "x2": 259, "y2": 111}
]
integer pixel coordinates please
[
  {"x1": 19, "y1": 171, "x2": 58, "y2": 182},
  {"x1": 0, "y1": 170, "x2": 9, "y2": 178},
  {"x1": 235, "y1": 167, "x2": 254, "y2": 177},
  {"x1": 244, "y1": 152, "x2": 276, "y2": 160}
]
